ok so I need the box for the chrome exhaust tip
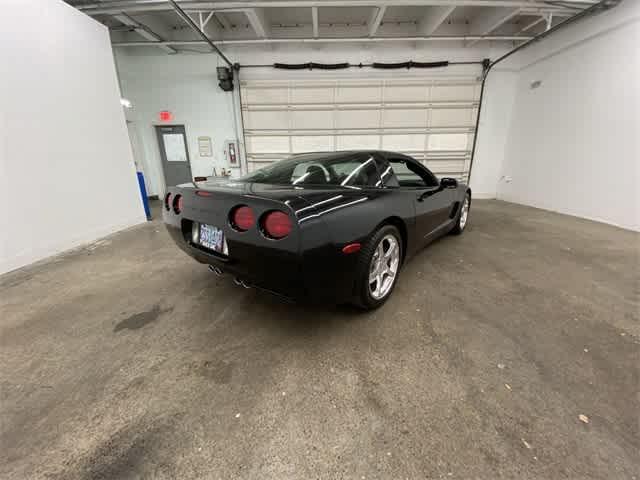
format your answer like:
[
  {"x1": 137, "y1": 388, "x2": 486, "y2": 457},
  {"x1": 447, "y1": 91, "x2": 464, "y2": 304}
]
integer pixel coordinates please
[{"x1": 208, "y1": 265, "x2": 224, "y2": 276}]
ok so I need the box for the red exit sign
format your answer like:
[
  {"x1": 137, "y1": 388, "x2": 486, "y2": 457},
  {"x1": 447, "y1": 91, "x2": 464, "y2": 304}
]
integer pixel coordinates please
[{"x1": 159, "y1": 110, "x2": 173, "y2": 122}]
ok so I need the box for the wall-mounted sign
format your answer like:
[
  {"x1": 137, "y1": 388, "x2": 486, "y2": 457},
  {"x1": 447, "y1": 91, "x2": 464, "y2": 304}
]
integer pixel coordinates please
[
  {"x1": 198, "y1": 136, "x2": 213, "y2": 157},
  {"x1": 159, "y1": 110, "x2": 173, "y2": 122},
  {"x1": 163, "y1": 133, "x2": 187, "y2": 162}
]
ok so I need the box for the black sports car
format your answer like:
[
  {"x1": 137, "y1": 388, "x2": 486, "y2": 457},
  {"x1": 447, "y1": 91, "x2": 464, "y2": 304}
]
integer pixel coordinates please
[{"x1": 163, "y1": 150, "x2": 471, "y2": 309}]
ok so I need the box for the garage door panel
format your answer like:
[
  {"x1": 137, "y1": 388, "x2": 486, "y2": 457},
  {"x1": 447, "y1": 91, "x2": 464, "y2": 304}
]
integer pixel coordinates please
[
  {"x1": 291, "y1": 110, "x2": 333, "y2": 130},
  {"x1": 336, "y1": 85, "x2": 381, "y2": 103},
  {"x1": 427, "y1": 159, "x2": 468, "y2": 173},
  {"x1": 430, "y1": 109, "x2": 474, "y2": 127},
  {"x1": 384, "y1": 85, "x2": 428, "y2": 102},
  {"x1": 383, "y1": 109, "x2": 428, "y2": 128},
  {"x1": 291, "y1": 87, "x2": 334, "y2": 104},
  {"x1": 336, "y1": 110, "x2": 380, "y2": 129},
  {"x1": 427, "y1": 133, "x2": 469, "y2": 151},
  {"x1": 382, "y1": 134, "x2": 426, "y2": 151},
  {"x1": 246, "y1": 110, "x2": 289, "y2": 130},
  {"x1": 430, "y1": 84, "x2": 477, "y2": 102},
  {"x1": 337, "y1": 135, "x2": 380, "y2": 150},
  {"x1": 292, "y1": 136, "x2": 334, "y2": 152},
  {"x1": 247, "y1": 136, "x2": 290, "y2": 154},
  {"x1": 241, "y1": 76, "x2": 480, "y2": 181},
  {"x1": 246, "y1": 87, "x2": 288, "y2": 104}
]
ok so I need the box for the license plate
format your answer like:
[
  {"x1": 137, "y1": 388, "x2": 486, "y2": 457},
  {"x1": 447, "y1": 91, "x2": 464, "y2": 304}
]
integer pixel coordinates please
[{"x1": 198, "y1": 223, "x2": 225, "y2": 253}]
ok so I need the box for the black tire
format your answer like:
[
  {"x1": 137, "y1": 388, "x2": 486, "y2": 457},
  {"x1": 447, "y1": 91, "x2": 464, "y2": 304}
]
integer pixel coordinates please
[
  {"x1": 450, "y1": 192, "x2": 470, "y2": 235},
  {"x1": 352, "y1": 225, "x2": 403, "y2": 310}
]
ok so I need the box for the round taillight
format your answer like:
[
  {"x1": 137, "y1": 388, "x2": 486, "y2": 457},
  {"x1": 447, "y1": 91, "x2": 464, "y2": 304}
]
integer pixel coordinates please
[
  {"x1": 173, "y1": 194, "x2": 183, "y2": 214},
  {"x1": 262, "y1": 211, "x2": 292, "y2": 239},
  {"x1": 165, "y1": 192, "x2": 172, "y2": 211},
  {"x1": 231, "y1": 206, "x2": 255, "y2": 231}
]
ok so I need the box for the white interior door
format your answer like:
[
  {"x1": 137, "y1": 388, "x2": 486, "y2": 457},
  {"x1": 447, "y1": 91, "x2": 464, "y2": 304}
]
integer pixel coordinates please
[{"x1": 240, "y1": 76, "x2": 481, "y2": 182}]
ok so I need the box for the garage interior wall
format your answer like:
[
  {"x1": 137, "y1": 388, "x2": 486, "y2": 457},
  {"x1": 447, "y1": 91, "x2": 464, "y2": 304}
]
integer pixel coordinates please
[
  {"x1": 0, "y1": 0, "x2": 148, "y2": 275},
  {"x1": 116, "y1": 43, "x2": 513, "y2": 199},
  {"x1": 496, "y1": 2, "x2": 640, "y2": 231},
  {"x1": 115, "y1": 50, "x2": 240, "y2": 197},
  {"x1": 114, "y1": 2, "x2": 639, "y2": 231}
]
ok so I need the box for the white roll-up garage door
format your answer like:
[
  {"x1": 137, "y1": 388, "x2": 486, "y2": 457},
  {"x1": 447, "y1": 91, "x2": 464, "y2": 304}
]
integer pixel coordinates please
[{"x1": 240, "y1": 76, "x2": 481, "y2": 182}]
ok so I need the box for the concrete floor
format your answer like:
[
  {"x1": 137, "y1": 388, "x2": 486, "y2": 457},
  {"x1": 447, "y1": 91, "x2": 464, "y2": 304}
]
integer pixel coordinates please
[{"x1": 1, "y1": 200, "x2": 638, "y2": 479}]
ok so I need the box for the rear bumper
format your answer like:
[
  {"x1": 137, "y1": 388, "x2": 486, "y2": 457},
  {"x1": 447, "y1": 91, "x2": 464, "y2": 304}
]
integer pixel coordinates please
[{"x1": 165, "y1": 223, "x2": 358, "y2": 304}]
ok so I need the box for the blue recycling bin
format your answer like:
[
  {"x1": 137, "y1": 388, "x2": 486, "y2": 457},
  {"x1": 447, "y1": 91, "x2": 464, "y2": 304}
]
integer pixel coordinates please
[{"x1": 137, "y1": 171, "x2": 152, "y2": 221}]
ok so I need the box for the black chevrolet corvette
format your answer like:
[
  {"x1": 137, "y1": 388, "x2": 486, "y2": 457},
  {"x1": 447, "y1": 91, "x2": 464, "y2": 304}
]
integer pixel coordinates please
[{"x1": 163, "y1": 150, "x2": 470, "y2": 309}]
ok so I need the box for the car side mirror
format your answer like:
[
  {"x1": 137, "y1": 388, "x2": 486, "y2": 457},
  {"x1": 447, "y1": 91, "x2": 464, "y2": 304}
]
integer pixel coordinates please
[{"x1": 440, "y1": 177, "x2": 458, "y2": 189}]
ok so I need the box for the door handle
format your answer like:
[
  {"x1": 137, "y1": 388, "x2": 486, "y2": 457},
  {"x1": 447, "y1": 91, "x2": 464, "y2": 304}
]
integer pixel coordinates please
[
  {"x1": 417, "y1": 187, "x2": 443, "y2": 202},
  {"x1": 417, "y1": 191, "x2": 433, "y2": 202}
]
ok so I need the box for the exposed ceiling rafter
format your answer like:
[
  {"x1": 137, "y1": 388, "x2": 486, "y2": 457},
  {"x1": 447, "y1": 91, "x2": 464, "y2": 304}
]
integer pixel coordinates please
[
  {"x1": 215, "y1": 12, "x2": 233, "y2": 29},
  {"x1": 186, "y1": 10, "x2": 223, "y2": 37},
  {"x1": 112, "y1": 12, "x2": 177, "y2": 53},
  {"x1": 517, "y1": 15, "x2": 545, "y2": 34},
  {"x1": 417, "y1": 5, "x2": 455, "y2": 35},
  {"x1": 245, "y1": 7, "x2": 270, "y2": 37},
  {"x1": 113, "y1": 34, "x2": 534, "y2": 47},
  {"x1": 466, "y1": 6, "x2": 521, "y2": 46},
  {"x1": 311, "y1": 6, "x2": 319, "y2": 38},
  {"x1": 79, "y1": 0, "x2": 595, "y2": 16},
  {"x1": 368, "y1": 6, "x2": 387, "y2": 36}
]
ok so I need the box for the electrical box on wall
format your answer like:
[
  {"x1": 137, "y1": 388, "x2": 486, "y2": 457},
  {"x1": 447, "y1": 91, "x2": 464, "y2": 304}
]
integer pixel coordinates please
[{"x1": 224, "y1": 139, "x2": 239, "y2": 169}]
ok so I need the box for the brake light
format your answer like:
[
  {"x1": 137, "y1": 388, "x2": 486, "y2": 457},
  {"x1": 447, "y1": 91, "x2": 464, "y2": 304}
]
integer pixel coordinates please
[
  {"x1": 262, "y1": 211, "x2": 292, "y2": 239},
  {"x1": 231, "y1": 206, "x2": 255, "y2": 231},
  {"x1": 173, "y1": 194, "x2": 183, "y2": 214},
  {"x1": 165, "y1": 192, "x2": 172, "y2": 211}
]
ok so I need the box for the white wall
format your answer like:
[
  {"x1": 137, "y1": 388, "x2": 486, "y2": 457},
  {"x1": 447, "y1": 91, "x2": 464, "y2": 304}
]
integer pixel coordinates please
[
  {"x1": 468, "y1": 69, "x2": 517, "y2": 199},
  {"x1": 0, "y1": 0, "x2": 147, "y2": 274},
  {"x1": 115, "y1": 50, "x2": 240, "y2": 197},
  {"x1": 496, "y1": 3, "x2": 640, "y2": 231},
  {"x1": 116, "y1": 41, "x2": 512, "y2": 197}
]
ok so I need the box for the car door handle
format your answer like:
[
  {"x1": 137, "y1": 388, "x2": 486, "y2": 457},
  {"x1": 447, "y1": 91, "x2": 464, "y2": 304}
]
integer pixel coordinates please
[
  {"x1": 417, "y1": 187, "x2": 443, "y2": 201},
  {"x1": 417, "y1": 191, "x2": 433, "y2": 202}
]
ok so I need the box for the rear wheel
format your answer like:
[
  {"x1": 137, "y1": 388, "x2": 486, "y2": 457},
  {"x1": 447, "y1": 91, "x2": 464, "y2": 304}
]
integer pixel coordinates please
[
  {"x1": 450, "y1": 193, "x2": 470, "y2": 235},
  {"x1": 353, "y1": 225, "x2": 402, "y2": 310}
]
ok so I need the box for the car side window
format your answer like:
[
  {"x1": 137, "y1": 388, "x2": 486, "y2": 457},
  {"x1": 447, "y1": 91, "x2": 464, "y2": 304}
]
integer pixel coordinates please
[{"x1": 386, "y1": 158, "x2": 439, "y2": 188}]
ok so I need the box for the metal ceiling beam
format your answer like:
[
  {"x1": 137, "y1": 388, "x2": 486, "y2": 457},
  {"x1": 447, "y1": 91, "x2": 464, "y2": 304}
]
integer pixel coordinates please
[
  {"x1": 167, "y1": 0, "x2": 233, "y2": 65},
  {"x1": 245, "y1": 8, "x2": 270, "y2": 37},
  {"x1": 189, "y1": 11, "x2": 223, "y2": 37},
  {"x1": 368, "y1": 6, "x2": 386, "y2": 36},
  {"x1": 417, "y1": 5, "x2": 455, "y2": 35},
  {"x1": 516, "y1": 15, "x2": 545, "y2": 34},
  {"x1": 113, "y1": 34, "x2": 534, "y2": 46},
  {"x1": 79, "y1": 1, "x2": 594, "y2": 16},
  {"x1": 311, "y1": 6, "x2": 319, "y2": 38},
  {"x1": 199, "y1": 11, "x2": 215, "y2": 29},
  {"x1": 466, "y1": 6, "x2": 521, "y2": 46},
  {"x1": 112, "y1": 12, "x2": 177, "y2": 53},
  {"x1": 215, "y1": 12, "x2": 233, "y2": 29}
]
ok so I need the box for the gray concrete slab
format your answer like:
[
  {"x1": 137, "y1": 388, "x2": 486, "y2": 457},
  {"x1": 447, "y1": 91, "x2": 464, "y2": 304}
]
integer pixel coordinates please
[{"x1": 1, "y1": 200, "x2": 638, "y2": 479}]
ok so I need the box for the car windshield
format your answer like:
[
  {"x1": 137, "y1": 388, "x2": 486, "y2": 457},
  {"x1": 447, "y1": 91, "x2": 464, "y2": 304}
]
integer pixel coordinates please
[{"x1": 238, "y1": 152, "x2": 381, "y2": 188}]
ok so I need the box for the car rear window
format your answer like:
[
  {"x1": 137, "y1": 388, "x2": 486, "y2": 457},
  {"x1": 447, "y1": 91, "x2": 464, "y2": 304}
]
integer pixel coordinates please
[{"x1": 239, "y1": 153, "x2": 381, "y2": 188}]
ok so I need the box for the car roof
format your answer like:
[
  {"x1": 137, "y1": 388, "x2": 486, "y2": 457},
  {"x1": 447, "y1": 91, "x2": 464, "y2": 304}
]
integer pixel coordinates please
[{"x1": 290, "y1": 150, "x2": 409, "y2": 161}]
